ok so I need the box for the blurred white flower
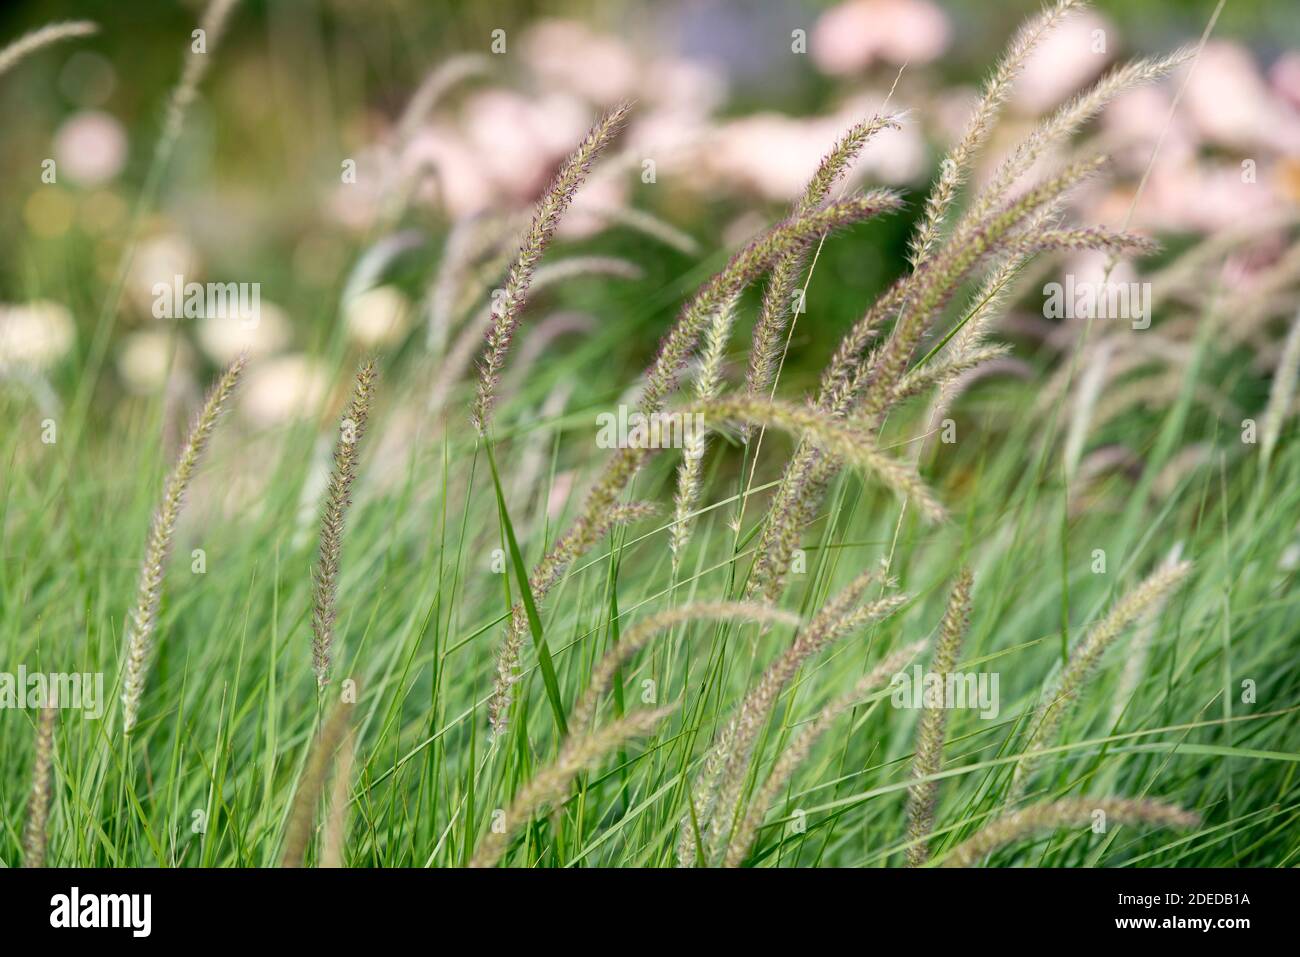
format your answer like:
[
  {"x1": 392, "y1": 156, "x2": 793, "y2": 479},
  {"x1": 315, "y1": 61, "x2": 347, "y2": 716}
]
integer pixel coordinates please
[
  {"x1": 54, "y1": 111, "x2": 128, "y2": 186},
  {"x1": 239, "y1": 355, "x2": 329, "y2": 428},
  {"x1": 1013, "y1": 11, "x2": 1113, "y2": 114},
  {"x1": 344, "y1": 285, "x2": 410, "y2": 348},
  {"x1": 813, "y1": 0, "x2": 950, "y2": 75},
  {"x1": 197, "y1": 299, "x2": 290, "y2": 363},
  {"x1": 128, "y1": 234, "x2": 201, "y2": 315},
  {"x1": 0, "y1": 301, "x2": 75, "y2": 370},
  {"x1": 117, "y1": 330, "x2": 189, "y2": 395}
]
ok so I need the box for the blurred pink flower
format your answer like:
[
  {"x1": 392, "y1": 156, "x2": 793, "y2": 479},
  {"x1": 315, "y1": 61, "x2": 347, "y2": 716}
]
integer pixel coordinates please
[
  {"x1": 812, "y1": 0, "x2": 950, "y2": 75},
  {"x1": 641, "y1": 57, "x2": 728, "y2": 116},
  {"x1": 1184, "y1": 42, "x2": 1300, "y2": 153},
  {"x1": 54, "y1": 111, "x2": 128, "y2": 186},
  {"x1": 1270, "y1": 51, "x2": 1300, "y2": 112},
  {"x1": 399, "y1": 124, "x2": 493, "y2": 219},
  {"x1": 1100, "y1": 154, "x2": 1281, "y2": 234},
  {"x1": 1013, "y1": 11, "x2": 1113, "y2": 114},
  {"x1": 1103, "y1": 85, "x2": 1196, "y2": 160},
  {"x1": 562, "y1": 172, "x2": 630, "y2": 238},
  {"x1": 700, "y1": 100, "x2": 922, "y2": 203},
  {"x1": 460, "y1": 89, "x2": 589, "y2": 205},
  {"x1": 521, "y1": 19, "x2": 639, "y2": 105}
]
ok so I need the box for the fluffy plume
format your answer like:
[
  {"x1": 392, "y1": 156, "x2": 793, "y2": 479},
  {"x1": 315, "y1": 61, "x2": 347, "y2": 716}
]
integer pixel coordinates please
[
  {"x1": 748, "y1": 156, "x2": 1109, "y2": 600},
  {"x1": 0, "y1": 20, "x2": 97, "y2": 78},
  {"x1": 915, "y1": 250, "x2": 1039, "y2": 453},
  {"x1": 1011, "y1": 561, "x2": 1193, "y2": 799},
  {"x1": 942, "y1": 798, "x2": 1199, "y2": 867},
  {"x1": 21, "y1": 704, "x2": 58, "y2": 867},
  {"x1": 961, "y1": 48, "x2": 1193, "y2": 232},
  {"x1": 1261, "y1": 308, "x2": 1300, "y2": 467},
  {"x1": 700, "y1": 394, "x2": 947, "y2": 523},
  {"x1": 319, "y1": 729, "x2": 356, "y2": 868},
  {"x1": 1108, "y1": 545, "x2": 1184, "y2": 728},
  {"x1": 723, "y1": 640, "x2": 926, "y2": 867},
  {"x1": 121, "y1": 354, "x2": 245, "y2": 734},
  {"x1": 571, "y1": 602, "x2": 801, "y2": 734},
  {"x1": 470, "y1": 707, "x2": 673, "y2": 867},
  {"x1": 671, "y1": 294, "x2": 740, "y2": 569},
  {"x1": 312, "y1": 359, "x2": 378, "y2": 688},
  {"x1": 889, "y1": 344, "x2": 1013, "y2": 409},
  {"x1": 487, "y1": 501, "x2": 658, "y2": 737},
  {"x1": 160, "y1": 0, "x2": 242, "y2": 158},
  {"x1": 858, "y1": 155, "x2": 1114, "y2": 421},
  {"x1": 1000, "y1": 226, "x2": 1159, "y2": 259},
  {"x1": 281, "y1": 701, "x2": 355, "y2": 867},
  {"x1": 682, "y1": 566, "x2": 907, "y2": 866},
  {"x1": 639, "y1": 191, "x2": 904, "y2": 418},
  {"x1": 487, "y1": 190, "x2": 901, "y2": 735},
  {"x1": 909, "y1": 0, "x2": 1083, "y2": 269},
  {"x1": 472, "y1": 102, "x2": 631, "y2": 433},
  {"x1": 746, "y1": 114, "x2": 903, "y2": 407},
  {"x1": 905, "y1": 569, "x2": 973, "y2": 866}
]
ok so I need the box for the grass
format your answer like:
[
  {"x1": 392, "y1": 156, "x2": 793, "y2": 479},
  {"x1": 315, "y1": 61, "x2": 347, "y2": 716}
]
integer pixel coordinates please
[
  {"x1": 4, "y1": 300, "x2": 1296, "y2": 866},
  {"x1": 2, "y1": 0, "x2": 1298, "y2": 868}
]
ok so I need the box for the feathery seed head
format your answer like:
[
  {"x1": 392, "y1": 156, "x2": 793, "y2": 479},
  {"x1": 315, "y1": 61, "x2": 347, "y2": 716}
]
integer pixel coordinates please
[
  {"x1": 722, "y1": 639, "x2": 927, "y2": 867},
  {"x1": 942, "y1": 797, "x2": 1199, "y2": 867},
  {"x1": 472, "y1": 101, "x2": 632, "y2": 435},
  {"x1": 282, "y1": 701, "x2": 355, "y2": 867},
  {"x1": 1011, "y1": 560, "x2": 1192, "y2": 798},
  {"x1": 312, "y1": 359, "x2": 379, "y2": 689},
  {"x1": 0, "y1": 20, "x2": 98, "y2": 78},
  {"x1": 699, "y1": 394, "x2": 947, "y2": 523},
  {"x1": 472, "y1": 706, "x2": 674, "y2": 867},
  {"x1": 121, "y1": 353, "x2": 245, "y2": 734},
  {"x1": 909, "y1": 0, "x2": 1085, "y2": 270},
  {"x1": 905, "y1": 568, "x2": 973, "y2": 866},
  {"x1": 486, "y1": 495, "x2": 657, "y2": 738},
  {"x1": 1261, "y1": 308, "x2": 1300, "y2": 466},
  {"x1": 21, "y1": 704, "x2": 58, "y2": 867}
]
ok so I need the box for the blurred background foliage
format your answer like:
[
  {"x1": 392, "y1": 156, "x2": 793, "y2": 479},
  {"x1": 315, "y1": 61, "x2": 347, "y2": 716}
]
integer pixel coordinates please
[{"x1": 0, "y1": 0, "x2": 1296, "y2": 429}]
